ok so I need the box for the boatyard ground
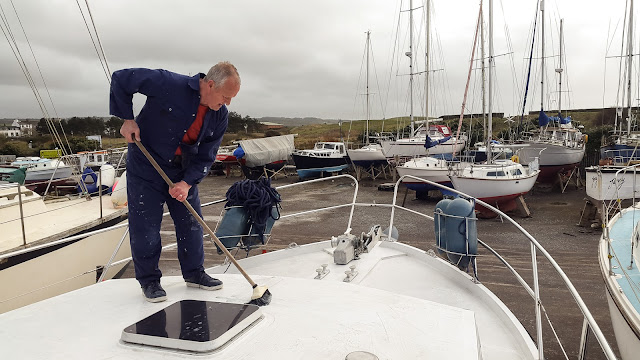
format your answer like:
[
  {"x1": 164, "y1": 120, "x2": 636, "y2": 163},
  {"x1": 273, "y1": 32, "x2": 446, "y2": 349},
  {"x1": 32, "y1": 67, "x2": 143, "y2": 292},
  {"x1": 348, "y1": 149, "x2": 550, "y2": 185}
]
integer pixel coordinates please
[{"x1": 121, "y1": 172, "x2": 618, "y2": 360}]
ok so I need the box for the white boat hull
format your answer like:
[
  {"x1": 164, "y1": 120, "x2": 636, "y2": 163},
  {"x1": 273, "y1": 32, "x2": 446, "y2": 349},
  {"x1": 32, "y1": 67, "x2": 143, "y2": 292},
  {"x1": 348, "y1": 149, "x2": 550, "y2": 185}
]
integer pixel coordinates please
[
  {"x1": 396, "y1": 157, "x2": 469, "y2": 189},
  {"x1": 24, "y1": 166, "x2": 73, "y2": 182},
  {"x1": 516, "y1": 143, "x2": 585, "y2": 167},
  {"x1": 381, "y1": 137, "x2": 466, "y2": 159},
  {"x1": 605, "y1": 287, "x2": 640, "y2": 360},
  {"x1": 0, "y1": 222, "x2": 131, "y2": 314},
  {"x1": 598, "y1": 211, "x2": 640, "y2": 360},
  {"x1": 449, "y1": 162, "x2": 540, "y2": 203},
  {"x1": 0, "y1": 185, "x2": 130, "y2": 313},
  {"x1": 347, "y1": 146, "x2": 387, "y2": 165},
  {"x1": 396, "y1": 164, "x2": 451, "y2": 184},
  {"x1": 450, "y1": 174, "x2": 538, "y2": 203},
  {"x1": 585, "y1": 166, "x2": 640, "y2": 202}
]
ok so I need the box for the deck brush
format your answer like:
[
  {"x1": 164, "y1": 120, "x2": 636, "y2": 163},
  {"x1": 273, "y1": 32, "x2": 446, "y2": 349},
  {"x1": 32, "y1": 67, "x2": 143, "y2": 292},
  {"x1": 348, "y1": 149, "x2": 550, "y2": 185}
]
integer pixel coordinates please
[{"x1": 247, "y1": 285, "x2": 272, "y2": 306}]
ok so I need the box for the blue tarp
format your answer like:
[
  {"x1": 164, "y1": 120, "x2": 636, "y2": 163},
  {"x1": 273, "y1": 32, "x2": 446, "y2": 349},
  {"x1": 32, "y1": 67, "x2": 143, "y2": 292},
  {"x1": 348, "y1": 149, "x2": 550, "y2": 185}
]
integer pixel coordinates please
[
  {"x1": 424, "y1": 135, "x2": 451, "y2": 149},
  {"x1": 538, "y1": 111, "x2": 549, "y2": 127},
  {"x1": 232, "y1": 146, "x2": 245, "y2": 159},
  {"x1": 539, "y1": 111, "x2": 571, "y2": 127}
]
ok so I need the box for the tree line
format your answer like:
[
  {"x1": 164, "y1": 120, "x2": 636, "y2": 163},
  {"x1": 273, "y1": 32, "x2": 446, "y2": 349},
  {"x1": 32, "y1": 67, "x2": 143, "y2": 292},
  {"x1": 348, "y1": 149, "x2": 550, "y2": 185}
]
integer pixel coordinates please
[{"x1": 35, "y1": 111, "x2": 260, "y2": 137}]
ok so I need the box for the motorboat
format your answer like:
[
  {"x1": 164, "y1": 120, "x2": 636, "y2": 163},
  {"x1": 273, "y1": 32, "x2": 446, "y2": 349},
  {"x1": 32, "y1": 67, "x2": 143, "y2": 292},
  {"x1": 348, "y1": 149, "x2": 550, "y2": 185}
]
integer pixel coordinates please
[
  {"x1": 0, "y1": 174, "x2": 617, "y2": 359},
  {"x1": 10, "y1": 156, "x2": 74, "y2": 194},
  {"x1": 291, "y1": 141, "x2": 350, "y2": 179}
]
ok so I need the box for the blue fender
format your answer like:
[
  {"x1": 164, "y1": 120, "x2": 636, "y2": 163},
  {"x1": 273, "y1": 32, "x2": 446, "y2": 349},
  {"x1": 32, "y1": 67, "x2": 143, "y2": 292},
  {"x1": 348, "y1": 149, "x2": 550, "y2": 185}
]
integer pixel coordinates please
[
  {"x1": 443, "y1": 198, "x2": 478, "y2": 270},
  {"x1": 434, "y1": 198, "x2": 452, "y2": 257}
]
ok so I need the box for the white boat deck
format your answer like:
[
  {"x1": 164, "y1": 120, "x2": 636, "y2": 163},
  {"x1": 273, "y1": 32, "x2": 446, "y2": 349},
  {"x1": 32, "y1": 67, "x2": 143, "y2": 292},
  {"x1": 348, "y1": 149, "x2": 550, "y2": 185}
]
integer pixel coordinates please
[
  {"x1": 210, "y1": 240, "x2": 536, "y2": 359},
  {"x1": 0, "y1": 240, "x2": 536, "y2": 360},
  {"x1": 0, "y1": 186, "x2": 126, "y2": 254}
]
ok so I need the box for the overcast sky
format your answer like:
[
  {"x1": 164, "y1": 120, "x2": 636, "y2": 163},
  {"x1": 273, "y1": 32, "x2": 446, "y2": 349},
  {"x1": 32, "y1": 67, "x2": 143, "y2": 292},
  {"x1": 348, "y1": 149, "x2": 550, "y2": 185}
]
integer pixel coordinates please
[{"x1": 0, "y1": 0, "x2": 632, "y2": 121}]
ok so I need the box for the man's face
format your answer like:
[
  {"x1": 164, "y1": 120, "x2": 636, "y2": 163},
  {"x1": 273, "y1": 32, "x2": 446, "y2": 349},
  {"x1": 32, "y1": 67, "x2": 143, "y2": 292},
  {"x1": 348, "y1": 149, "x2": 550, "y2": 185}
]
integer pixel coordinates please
[{"x1": 202, "y1": 78, "x2": 240, "y2": 111}]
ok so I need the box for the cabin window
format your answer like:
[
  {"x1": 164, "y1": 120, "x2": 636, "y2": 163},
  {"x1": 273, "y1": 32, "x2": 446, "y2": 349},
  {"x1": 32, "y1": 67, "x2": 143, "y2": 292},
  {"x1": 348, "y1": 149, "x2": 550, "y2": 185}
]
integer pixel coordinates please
[
  {"x1": 487, "y1": 171, "x2": 505, "y2": 177},
  {"x1": 512, "y1": 169, "x2": 522, "y2": 176}
]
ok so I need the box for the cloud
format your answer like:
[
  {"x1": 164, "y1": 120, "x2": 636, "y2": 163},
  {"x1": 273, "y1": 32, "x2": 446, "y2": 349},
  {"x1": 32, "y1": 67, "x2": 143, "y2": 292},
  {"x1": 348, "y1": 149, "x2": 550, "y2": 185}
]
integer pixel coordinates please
[{"x1": 0, "y1": 0, "x2": 631, "y2": 121}]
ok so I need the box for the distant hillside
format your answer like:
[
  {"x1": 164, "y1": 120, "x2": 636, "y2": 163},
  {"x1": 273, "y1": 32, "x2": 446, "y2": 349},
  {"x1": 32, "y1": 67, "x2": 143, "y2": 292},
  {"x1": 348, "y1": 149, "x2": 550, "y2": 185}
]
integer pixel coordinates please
[{"x1": 257, "y1": 116, "x2": 340, "y2": 127}]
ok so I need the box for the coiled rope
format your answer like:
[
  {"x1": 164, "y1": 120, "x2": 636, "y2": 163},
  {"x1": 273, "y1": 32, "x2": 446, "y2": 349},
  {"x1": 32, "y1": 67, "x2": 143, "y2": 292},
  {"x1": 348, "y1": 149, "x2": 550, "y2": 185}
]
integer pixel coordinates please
[{"x1": 225, "y1": 178, "x2": 281, "y2": 241}]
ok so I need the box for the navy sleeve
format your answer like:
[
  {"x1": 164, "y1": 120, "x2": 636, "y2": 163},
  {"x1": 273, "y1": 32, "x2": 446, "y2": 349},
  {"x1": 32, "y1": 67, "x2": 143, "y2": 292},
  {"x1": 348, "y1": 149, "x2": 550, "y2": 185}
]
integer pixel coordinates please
[
  {"x1": 182, "y1": 108, "x2": 229, "y2": 186},
  {"x1": 109, "y1": 68, "x2": 165, "y2": 120}
]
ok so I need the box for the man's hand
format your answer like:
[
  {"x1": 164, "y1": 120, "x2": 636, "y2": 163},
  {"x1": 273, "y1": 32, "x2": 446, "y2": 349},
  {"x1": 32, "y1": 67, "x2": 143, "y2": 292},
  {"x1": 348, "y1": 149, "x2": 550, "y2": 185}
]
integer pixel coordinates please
[
  {"x1": 169, "y1": 181, "x2": 192, "y2": 202},
  {"x1": 120, "y1": 119, "x2": 140, "y2": 143}
]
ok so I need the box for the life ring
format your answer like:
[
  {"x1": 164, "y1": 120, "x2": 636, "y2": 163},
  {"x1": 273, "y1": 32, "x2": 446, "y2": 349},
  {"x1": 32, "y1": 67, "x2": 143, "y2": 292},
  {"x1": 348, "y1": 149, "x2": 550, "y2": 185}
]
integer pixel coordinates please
[
  {"x1": 510, "y1": 155, "x2": 520, "y2": 163},
  {"x1": 583, "y1": 134, "x2": 588, "y2": 143}
]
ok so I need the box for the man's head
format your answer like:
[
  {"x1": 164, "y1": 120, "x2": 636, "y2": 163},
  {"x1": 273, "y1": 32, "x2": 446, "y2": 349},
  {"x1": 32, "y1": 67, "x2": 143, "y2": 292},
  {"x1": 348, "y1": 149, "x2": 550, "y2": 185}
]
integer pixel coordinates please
[{"x1": 200, "y1": 61, "x2": 241, "y2": 111}]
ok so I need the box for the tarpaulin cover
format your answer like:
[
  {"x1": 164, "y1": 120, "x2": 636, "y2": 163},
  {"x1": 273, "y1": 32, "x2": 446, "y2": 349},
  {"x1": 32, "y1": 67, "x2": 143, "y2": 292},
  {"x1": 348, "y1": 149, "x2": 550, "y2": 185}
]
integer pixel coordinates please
[
  {"x1": 238, "y1": 134, "x2": 295, "y2": 167},
  {"x1": 424, "y1": 135, "x2": 451, "y2": 149}
]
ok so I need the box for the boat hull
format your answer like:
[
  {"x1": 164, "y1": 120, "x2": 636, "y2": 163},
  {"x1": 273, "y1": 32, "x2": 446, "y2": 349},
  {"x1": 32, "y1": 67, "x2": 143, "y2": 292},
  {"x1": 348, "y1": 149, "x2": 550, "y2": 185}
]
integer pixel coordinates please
[
  {"x1": 449, "y1": 171, "x2": 539, "y2": 204},
  {"x1": 347, "y1": 147, "x2": 388, "y2": 168},
  {"x1": 515, "y1": 143, "x2": 584, "y2": 183},
  {"x1": 381, "y1": 138, "x2": 465, "y2": 159},
  {"x1": 585, "y1": 166, "x2": 640, "y2": 202},
  {"x1": 598, "y1": 210, "x2": 640, "y2": 360},
  {"x1": 292, "y1": 154, "x2": 350, "y2": 179},
  {"x1": 396, "y1": 157, "x2": 455, "y2": 191},
  {"x1": 0, "y1": 218, "x2": 131, "y2": 314}
]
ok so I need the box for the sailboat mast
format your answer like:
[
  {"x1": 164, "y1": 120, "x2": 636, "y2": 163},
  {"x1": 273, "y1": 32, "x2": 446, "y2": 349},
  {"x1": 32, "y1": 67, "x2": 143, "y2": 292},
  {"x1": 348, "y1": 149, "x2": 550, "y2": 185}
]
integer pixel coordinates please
[
  {"x1": 557, "y1": 19, "x2": 563, "y2": 114},
  {"x1": 487, "y1": 0, "x2": 493, "y2": 162},
  {"x1": 540, "y1": 0, "x2": 545, "y2": 112},
  {"x1": 480, "y1": 6, "x2": 487, "y2": 141},
  {"x1": 627, "y1": 0, "x2": 634, "y2": 134},
  {"x1": 425, "y1": 0, "x2": 431, "y2": 126},
  {"x1": 409, "y1": 0, "x2": 415, "y2": 134},
  {"x1": 366, "y1": 30, "x2": 371, "y2": 145}
]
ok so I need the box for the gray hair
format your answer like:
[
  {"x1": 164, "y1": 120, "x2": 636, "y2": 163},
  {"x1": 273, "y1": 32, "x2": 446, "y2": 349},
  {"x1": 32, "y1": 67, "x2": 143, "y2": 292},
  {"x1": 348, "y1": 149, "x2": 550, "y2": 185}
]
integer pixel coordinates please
[{"x1": 204, "y1": 61, "x2": 240, "y2": 88}]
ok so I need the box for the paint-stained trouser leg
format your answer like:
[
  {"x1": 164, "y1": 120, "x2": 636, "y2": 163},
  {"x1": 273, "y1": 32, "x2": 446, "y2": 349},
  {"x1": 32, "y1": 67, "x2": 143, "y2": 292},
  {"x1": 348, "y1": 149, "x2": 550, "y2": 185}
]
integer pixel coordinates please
[
  {"x1": 166, "y1": 185, "x2": 205, "y2": 280},
  {"x1": 127, "y1": 172, "x2": 166, "y2": 287}
]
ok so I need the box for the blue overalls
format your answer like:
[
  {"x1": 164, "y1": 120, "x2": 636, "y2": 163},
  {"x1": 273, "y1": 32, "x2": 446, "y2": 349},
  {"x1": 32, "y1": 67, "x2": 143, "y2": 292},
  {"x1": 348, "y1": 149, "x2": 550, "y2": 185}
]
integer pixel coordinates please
[{"x1": 110, "y1": 68, "x2": 228, "y2": 286}]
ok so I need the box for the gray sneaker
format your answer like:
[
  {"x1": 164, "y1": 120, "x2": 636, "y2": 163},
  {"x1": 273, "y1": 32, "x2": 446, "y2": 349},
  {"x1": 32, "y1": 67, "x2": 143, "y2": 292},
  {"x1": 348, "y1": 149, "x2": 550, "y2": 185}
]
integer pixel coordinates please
[
  {"x1": 185, "y1": 272, "x2": 223, "y2": 290},
  {"x1": 141, "y1": 281, "x2": 167, "y2": 303}
]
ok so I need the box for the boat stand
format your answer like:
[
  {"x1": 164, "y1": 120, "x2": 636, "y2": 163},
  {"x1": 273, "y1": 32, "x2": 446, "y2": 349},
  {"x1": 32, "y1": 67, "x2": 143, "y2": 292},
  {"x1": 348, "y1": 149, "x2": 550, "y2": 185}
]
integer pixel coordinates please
[
  {"x1": 352, "y1": 163, "x2": 390, "y2": 181},
  {"x1": 577, "y1": 199, "x2": 601, "y2": 228},
  {"x1": 558, "y1": 167, "x2": 583, "y2": 193}
]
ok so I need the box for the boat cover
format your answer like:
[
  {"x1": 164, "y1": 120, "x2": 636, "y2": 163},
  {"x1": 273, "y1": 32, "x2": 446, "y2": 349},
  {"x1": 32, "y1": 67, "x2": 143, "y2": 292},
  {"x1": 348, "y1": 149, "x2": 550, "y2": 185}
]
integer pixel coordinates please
[{"x1": 237, "y1": 135, "x2": 295, "y2": 167}]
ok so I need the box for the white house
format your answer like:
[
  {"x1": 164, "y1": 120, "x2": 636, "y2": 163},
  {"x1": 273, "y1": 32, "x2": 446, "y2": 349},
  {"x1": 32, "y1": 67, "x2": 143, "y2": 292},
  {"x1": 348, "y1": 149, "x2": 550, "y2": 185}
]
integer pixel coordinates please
[
  {"x1": 0, "y1": 126, "x2": 22, "y2": 137},
  {"x1": 13, "y1": 119, "x2": 34, "y2": 136}
]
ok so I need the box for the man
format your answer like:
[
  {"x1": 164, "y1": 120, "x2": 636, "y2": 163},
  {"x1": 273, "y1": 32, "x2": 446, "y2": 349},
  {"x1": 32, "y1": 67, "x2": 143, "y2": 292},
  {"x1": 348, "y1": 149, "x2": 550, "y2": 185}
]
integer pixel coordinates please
[{"x1": 110, "y1": 62, "x2": 241, "y2": 302}]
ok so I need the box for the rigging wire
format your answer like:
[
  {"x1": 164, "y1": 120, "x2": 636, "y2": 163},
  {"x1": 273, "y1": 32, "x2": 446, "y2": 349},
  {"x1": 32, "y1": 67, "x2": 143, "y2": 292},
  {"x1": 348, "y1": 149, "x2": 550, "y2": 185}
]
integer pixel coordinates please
[
  {"x1": 0, "y1": 4, "x2": 49, "y2": 119},
  {"x1": 5, "y1": 0, "x2": 74, "y2": 157},
  {"x1": 75, "y1": 0, "x2": 110, "y2": 84},
  {"x1": 452, "y1": 0, "x2": 482, "y2": 159},
  {"x1": 84, "y1": 0, "x2": 111, "y2": 82},
  {"x1": 8, "y1": 0, "x2": 59, "y2": 119}
]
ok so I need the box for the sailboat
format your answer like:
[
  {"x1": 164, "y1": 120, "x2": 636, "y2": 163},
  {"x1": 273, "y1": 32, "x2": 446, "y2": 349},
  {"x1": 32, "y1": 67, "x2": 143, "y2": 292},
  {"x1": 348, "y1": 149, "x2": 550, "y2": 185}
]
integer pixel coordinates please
[
  {"x1": 449, "y1": 0, "x2": 540, "y2": 213},
  {"x1": 346, "y1": 31, "x2": 388, "y2": 173},
  {"x1": 596, "y1": 3, "x2": 640, "y2": 359},
  {"x1": 379, "y1": 0, "x2": 466, "y2": 162},
  {"x1": 509, "y1": 4, "x2": 585, "y2": 184},
  {"x1": 587, "y1": 0, "x2": 640, "y2": 204}
]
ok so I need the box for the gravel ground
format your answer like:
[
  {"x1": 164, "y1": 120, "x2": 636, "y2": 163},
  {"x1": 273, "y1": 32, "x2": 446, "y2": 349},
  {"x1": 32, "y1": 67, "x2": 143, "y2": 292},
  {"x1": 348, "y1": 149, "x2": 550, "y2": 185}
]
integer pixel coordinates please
[{"x1": 122, "y1": 169, "x2": 618, "y2": 360}]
